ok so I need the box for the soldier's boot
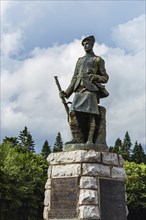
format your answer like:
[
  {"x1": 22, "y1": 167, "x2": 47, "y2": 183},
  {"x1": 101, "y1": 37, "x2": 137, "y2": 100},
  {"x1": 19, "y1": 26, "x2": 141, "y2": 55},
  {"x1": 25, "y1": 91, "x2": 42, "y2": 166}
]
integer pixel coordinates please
[
  {"x1": 96, "y1": 106, "x2": 107, "y2": 146},
  {"x1": 86, "y1": 115, "x2": 96, "y2": 144},
  {"x1": 65, "y1": 112, "x2": 84, "y2": 144}
]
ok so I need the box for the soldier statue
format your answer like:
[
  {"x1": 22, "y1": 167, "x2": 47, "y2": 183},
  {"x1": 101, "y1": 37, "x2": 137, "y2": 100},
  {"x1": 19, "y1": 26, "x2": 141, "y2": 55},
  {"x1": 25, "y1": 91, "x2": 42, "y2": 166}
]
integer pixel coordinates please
[{"x1": 60, "y1": 35, "x2": 109, "y2": 148}]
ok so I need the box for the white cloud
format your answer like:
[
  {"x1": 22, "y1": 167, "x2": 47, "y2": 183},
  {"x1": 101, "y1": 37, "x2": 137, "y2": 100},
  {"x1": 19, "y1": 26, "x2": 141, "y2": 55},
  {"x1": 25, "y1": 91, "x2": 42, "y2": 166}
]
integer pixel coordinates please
[
  {"x1": 1, "y1": 1, "x2": 11, "y2": 17},
  {"x1": 1, "y1": 13, "x2": 145, "y2": 152},
  {"x1": 111, "y1": 14, "x2": 145, "y2": 53},
  {"x1": 1, "y1": 28, "x2": 24, "y2": 56},
  {"x1": 1, "y1": 39, "x2": 83, "y2": 146}
]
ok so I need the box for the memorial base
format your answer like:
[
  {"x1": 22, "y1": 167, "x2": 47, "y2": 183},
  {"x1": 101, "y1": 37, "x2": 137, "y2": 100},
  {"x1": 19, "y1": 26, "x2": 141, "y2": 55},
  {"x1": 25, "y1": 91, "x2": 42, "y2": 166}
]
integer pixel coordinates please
[
  {"x1": 44, "y1": 150, "x2": 127, "y2": 220},
  {"x1": 63, "y1": 143, "x2": 108, "y2": 152}
]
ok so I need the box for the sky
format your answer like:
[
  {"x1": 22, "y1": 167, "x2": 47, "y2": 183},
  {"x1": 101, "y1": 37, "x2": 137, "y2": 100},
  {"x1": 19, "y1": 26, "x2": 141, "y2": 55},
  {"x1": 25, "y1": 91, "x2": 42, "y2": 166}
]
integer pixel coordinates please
[{"x1": 1, "y1": 0, "x2": 146, "y2": 153}]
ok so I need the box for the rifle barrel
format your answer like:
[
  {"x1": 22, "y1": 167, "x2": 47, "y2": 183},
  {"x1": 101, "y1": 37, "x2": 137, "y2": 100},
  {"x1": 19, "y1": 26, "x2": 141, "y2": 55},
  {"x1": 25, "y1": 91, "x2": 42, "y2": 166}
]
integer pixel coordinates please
[{"x1": 54, "y1": 76, "x2": 69, "y2": 115}]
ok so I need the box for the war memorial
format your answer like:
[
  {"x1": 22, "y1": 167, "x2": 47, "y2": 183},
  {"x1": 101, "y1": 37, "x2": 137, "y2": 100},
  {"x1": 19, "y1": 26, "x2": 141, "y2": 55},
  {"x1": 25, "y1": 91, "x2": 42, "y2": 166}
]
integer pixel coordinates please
[{"x1": 43, "y1": 36, "x2": 127, "y2": 220}]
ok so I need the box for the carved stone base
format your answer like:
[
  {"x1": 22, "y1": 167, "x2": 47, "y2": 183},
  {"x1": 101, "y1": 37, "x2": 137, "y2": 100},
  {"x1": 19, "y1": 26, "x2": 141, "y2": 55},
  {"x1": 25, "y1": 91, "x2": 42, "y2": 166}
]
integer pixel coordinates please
[{"x1": 44, "y1": 150, "x2": 127, "y2": 220}]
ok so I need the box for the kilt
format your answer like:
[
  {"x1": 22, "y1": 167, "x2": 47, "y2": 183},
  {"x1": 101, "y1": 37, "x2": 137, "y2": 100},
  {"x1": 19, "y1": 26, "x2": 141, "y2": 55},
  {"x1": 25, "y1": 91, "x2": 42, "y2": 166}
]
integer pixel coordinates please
[{"x1": 70, "y1": 91, "x2": 99, "y2": 114}]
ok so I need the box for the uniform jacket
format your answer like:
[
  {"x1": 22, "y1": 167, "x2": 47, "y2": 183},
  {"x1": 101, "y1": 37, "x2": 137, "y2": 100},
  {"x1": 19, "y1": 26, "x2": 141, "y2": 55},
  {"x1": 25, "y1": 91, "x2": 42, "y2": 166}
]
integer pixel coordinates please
[{"x1": 65, "y1": 52, "x2": 109, "y2": 99}]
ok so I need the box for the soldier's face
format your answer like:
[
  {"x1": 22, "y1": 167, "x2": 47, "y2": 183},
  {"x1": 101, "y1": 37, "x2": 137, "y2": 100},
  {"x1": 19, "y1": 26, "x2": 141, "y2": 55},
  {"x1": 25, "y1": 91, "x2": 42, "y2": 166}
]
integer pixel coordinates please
[{"x1": 83, "y1": 41, "x2": 93, "y2": 52}]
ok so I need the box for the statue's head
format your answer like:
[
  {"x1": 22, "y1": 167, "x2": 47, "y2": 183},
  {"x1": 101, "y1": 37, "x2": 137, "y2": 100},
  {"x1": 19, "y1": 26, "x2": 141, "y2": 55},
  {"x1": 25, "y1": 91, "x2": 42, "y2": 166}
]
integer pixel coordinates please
[{"x1": 81, "y1": 35, "x2": 95, "y2": 52}]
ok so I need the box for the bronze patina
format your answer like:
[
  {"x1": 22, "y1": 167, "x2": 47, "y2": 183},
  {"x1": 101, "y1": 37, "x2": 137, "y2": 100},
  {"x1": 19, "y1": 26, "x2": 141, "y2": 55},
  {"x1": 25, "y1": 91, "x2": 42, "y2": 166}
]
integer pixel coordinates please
[{"x1": 58, "y1": 35, "x2": 109, "y2": 151}]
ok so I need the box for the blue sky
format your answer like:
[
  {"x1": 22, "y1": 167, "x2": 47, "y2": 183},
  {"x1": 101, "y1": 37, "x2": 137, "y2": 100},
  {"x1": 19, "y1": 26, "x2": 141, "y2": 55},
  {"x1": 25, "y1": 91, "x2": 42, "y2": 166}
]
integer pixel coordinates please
[
  {"x1": 1, "y1": 0, "x2": 145, "y2": 152},
  {"x1": 2, "y1": 1, "x2": 145, "y2": 53}
]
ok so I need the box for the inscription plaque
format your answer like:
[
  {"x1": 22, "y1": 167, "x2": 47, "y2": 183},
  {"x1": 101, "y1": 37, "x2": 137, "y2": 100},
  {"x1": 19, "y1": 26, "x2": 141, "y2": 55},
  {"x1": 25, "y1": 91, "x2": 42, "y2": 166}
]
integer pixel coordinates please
[
  {"x1": 99, "y1": 178, "x2": 127, "y2": 220},
  {"x1": 48, "y1": 177, "x2": 79, "y2": 219}
]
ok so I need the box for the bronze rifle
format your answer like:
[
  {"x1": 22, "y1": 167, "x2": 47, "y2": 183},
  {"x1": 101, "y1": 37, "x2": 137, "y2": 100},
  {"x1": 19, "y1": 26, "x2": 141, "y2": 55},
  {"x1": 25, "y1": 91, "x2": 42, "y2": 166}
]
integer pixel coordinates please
[{"x1": 54, "y1": 76, "x2": 70, "y2": 115}]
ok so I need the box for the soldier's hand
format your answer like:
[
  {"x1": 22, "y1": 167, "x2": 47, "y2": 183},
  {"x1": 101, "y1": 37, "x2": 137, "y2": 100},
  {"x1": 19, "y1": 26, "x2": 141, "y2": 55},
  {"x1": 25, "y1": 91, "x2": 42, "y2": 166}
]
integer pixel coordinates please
[
  {"x1": 89, "y1": 74, "x2": 99, "y2": 82},
  {"x1": 59, "y1": 91, "x2": 67, "y2": 98}
]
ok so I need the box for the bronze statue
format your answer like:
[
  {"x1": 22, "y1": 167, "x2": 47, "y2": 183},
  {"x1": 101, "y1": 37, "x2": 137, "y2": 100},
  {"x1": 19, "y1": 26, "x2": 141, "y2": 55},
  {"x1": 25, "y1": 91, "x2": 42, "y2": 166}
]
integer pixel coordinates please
[{"x1": 59, "y1": 35, "x2": 109, "y2": 150}]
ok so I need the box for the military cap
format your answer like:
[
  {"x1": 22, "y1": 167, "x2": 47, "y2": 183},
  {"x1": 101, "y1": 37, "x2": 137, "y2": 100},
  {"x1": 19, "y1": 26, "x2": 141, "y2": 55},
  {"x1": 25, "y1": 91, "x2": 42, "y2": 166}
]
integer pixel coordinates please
[{"x1": 81, "y1": 35, "x2": 95, "y2": 46}]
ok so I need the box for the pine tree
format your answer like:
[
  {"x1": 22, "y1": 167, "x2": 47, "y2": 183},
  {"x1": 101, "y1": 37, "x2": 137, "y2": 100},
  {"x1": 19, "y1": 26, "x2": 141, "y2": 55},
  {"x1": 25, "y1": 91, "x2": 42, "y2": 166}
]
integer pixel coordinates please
[
  {"x1": 120, "y1": 131, "x2": 132, "y2": 161},
  {"x1": 18, "y1": 126, "x2": 35, "y2": 153},
  {"x1": 115, "y1": 138, "x2": 122, "y2": 151},
  {"x1": 131, "y1": 141, "x2": 146, "y2": 164},
  {"x1": 53, "y1": 132, "x2": 63, "y2": 152},
  {"x1": 109, "y1": 138, "x2": 122, "y2": 154},
  {"x1": 41, "y1": 140, "x2": 51, "y2": 158}
]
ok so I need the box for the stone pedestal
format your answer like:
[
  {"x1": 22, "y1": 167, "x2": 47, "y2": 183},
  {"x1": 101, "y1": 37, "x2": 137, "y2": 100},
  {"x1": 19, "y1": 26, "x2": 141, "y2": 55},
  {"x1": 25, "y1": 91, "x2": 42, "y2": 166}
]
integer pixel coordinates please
[{"x1": 43, "y1": 150, "x2": 127, "y2": 220}]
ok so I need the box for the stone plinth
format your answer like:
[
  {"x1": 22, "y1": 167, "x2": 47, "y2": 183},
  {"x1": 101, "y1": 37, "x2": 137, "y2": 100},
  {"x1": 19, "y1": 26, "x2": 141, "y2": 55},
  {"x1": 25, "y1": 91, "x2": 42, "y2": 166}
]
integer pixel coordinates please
[{"x1": 43, "y1": 150, "x2": 127, "y2": 220}]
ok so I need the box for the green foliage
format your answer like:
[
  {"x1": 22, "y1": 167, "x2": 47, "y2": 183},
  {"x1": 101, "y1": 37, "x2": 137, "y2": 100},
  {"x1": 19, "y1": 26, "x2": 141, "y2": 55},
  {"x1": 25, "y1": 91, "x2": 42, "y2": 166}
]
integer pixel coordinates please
[
  {"x1": 120, "y1": 131, "x2": 132, "y2": 161},
  {"x1": 125, "y1": 161, "x2": 146, "y2": 208},
  {"x1": 53, "y1": 132, "x2": 63, "y2": 152},
  {"x1": 131, "y1": 141, "x2": 146, "y2": 164},
  {"x1": 0, "y1": 142, "x2": 48, "y2": 220},
  {"x1": 41, "y1": 140, "x2": 51, "y2": 158},
  {"x1": 109, "y1": 138, "x2": 122, "y2": 154},
  {"x1": 18, "y1": 126, "x2": 35, "y2": 153},
  {"x1": 3, "y1": 137, "x2": 19, "y2": 147},
  {"x1": 109, "y1": 131, "x2": 146, "y2": 164}
]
